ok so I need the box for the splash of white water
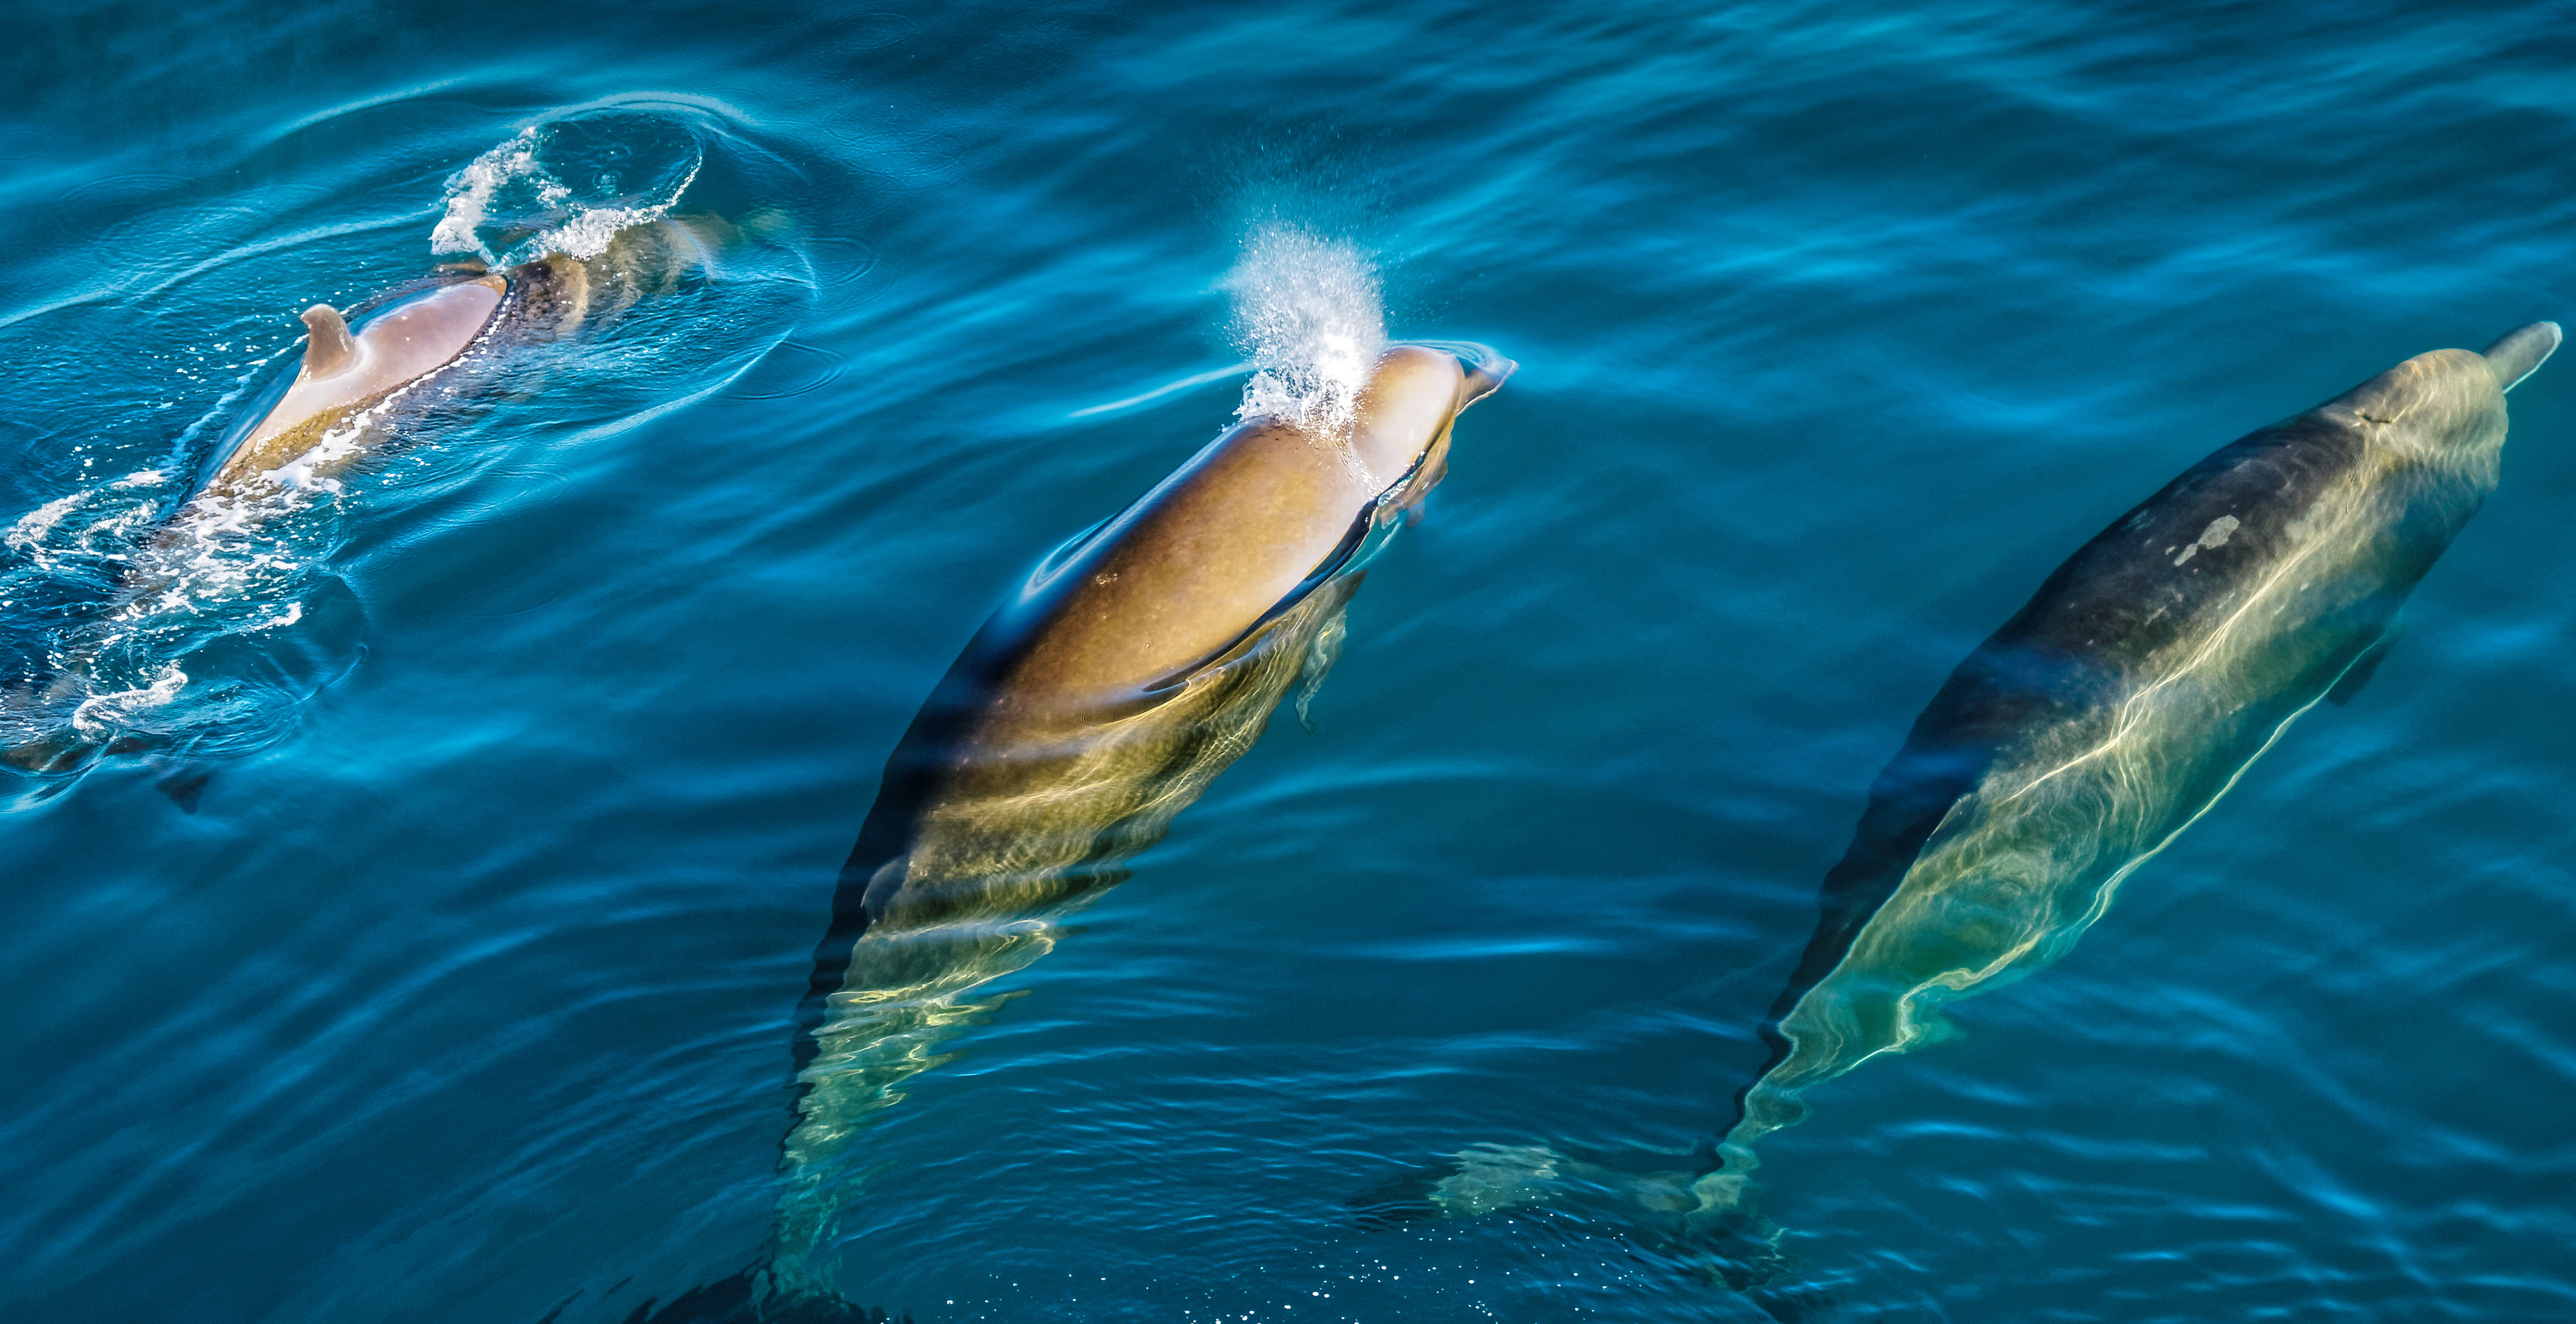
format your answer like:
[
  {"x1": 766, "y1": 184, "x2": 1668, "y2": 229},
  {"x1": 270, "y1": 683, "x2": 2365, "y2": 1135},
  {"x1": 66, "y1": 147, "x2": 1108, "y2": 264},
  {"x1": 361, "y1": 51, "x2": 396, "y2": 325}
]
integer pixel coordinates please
[
  {"x1": 429, "y1": 128, "x2": 559, "y2": 259},
  {"x1": 431, "y1": 121, "x2": 703, "y2": 265},
  {"x1": 1226, "y1": 224, "x2": 1386, "y2": 440},
  {"x1": 69, "y1": 663, "x2": 186, "y2": 737}
]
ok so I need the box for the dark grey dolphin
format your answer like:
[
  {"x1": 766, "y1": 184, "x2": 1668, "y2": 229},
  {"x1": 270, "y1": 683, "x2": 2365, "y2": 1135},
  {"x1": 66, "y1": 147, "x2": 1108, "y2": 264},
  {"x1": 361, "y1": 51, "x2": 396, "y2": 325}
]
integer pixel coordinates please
[
  {"x1": 1698, "y1": 321, "x2": 2559, "y2": 1222},
  {"x1": 1384, "y1": 325, "x2": 2556, "y2": 1301},
  {"x1": 762, "y1": 341, "x2": 1512, "y2": 1291}
]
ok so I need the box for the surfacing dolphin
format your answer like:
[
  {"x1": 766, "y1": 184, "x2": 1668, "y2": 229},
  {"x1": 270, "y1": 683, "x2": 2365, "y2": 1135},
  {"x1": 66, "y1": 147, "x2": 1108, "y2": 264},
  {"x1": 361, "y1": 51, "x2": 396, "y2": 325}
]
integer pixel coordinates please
[
  {"x1": 685, "y1": 339, "x2": 1513, "y2": 1314},
  {"x1": 1395, "y1": 322, "x2": 2558, "y2": 1294},
  {"x1": 185, "y1": 215, "x2": 723, "y2": 512},
  {"x1": 0, "y1": 217, "x2": 730, "y2": 783}
]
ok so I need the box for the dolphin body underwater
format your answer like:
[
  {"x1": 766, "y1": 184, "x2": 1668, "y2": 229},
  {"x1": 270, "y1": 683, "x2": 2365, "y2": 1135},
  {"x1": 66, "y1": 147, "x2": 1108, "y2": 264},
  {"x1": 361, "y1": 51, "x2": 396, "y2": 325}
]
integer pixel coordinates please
[
  {"x1": 612, "y1": 341, "x2": 1512, "y2": 1323},
  {"x1": 1710, "y1": 321, "x2": 2559, "y2": 1207},
  {"x1": 1395, "y1": 323, "x2": 2559, "y2": 1291},
  {"x1": 0, "y1": 217, "x2": 726, "y2": 782}
]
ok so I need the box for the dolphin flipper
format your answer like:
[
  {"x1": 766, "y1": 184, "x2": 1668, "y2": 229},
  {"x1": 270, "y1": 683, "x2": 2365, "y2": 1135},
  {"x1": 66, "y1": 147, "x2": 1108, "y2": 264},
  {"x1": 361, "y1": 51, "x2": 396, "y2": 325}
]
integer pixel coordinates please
[
  {"x1": 153, "y1": 762, "x2": 214, "y2": 813},
  {"x1": 2326, "y1": 626, "x2": 2402, "y2": 707},
  {"x1": 2481, "y1": 321, "x2": 2561, "y2": 392}
]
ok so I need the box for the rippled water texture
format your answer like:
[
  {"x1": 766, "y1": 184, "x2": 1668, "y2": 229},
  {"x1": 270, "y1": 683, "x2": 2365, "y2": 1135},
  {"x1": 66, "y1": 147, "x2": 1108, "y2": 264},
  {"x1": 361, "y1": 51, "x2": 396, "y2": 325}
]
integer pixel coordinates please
[{"x1": 5, "y1": 2, "x2": 2574, "y2": 1321}]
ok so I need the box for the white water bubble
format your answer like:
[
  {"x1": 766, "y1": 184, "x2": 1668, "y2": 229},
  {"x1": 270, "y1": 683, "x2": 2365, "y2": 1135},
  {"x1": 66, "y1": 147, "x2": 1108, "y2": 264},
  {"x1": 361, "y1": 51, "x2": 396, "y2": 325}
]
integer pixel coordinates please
[
  {"x1": 432, "y1": 114, "x2": 705, "y2": 265},
  {"x1": 69, "y1": 663, "x2": 187, "y2": 737},
  {"x1": 1225, "y1": 224, "x2": 1387, "y2": 443},
  {"x1": 6, "y1": 491, "x2": 87, "y2": 551}
]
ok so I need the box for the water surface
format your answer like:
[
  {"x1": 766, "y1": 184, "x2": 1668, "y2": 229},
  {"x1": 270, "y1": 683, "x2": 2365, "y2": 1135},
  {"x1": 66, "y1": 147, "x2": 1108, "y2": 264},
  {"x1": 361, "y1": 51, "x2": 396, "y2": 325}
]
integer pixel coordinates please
[{"x1": 4, "y1": 1, "x2": 2573, "y2": 1321}]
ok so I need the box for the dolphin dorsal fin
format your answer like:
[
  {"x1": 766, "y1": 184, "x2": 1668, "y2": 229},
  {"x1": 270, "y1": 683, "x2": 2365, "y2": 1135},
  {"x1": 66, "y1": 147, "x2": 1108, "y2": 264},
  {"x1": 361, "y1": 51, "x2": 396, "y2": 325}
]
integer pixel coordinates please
[{"x1": 300, "y1": 304, "x2": 357, "y2": 378}]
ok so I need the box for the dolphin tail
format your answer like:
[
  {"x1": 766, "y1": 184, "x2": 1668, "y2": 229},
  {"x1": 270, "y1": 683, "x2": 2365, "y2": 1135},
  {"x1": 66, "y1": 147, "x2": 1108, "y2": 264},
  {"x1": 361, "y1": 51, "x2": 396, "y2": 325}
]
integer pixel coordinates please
[
  {"x1": 2480, "y1": 321, "x2": 2560, "y2": 392},
  {"x1": 1345, "y1": 1141, "x2": 1801, "y2": 1291}
]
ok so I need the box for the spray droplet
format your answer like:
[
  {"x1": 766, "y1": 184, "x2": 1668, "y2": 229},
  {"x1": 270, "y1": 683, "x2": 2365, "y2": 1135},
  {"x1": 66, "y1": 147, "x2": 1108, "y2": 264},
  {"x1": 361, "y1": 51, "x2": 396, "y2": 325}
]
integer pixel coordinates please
[{"x1": 1225, "y1": 224, "x2": 1386, "y2": 444}]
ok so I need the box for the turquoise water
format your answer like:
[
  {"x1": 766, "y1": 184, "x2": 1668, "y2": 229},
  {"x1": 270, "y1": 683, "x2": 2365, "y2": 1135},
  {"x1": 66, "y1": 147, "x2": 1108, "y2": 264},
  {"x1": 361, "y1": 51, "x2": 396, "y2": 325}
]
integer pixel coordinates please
[{"x1": 6, "y1": 2, "x2": 2575, "y2": 1321}]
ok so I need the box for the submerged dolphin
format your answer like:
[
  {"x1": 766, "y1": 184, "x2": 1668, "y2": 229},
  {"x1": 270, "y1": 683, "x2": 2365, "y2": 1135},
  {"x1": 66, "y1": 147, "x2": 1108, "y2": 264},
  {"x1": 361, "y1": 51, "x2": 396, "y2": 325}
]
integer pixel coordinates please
[
  {"x1": 723, "y1": 341, "x2": 1512, "y2": 1308},
  {"x1": 1392, "y1": 323, "x2": 2558, "y2": 1292},
  {"x1": 1653, "y1": 320, "x2": 2561, "y2": 1275}
]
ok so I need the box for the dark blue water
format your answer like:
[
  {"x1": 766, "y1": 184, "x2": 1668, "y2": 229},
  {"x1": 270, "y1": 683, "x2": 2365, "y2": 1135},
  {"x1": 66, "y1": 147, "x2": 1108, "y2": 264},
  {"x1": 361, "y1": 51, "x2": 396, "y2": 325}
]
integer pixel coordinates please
[{"x1": 6, "y1": 2, "x2": 2574, "y2": 1320}]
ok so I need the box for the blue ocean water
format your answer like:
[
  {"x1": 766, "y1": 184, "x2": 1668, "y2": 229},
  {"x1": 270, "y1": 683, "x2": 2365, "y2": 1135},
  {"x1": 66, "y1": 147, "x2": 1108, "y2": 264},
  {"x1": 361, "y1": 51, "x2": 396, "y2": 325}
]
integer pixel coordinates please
[{"x1": 4, "y1": 1, "x2": 2573, "y2": 1320}]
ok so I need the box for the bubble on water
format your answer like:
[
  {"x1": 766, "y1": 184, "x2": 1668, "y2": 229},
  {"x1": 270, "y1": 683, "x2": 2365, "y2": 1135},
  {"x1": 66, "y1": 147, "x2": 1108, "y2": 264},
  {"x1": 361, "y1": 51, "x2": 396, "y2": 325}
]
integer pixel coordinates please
[
  {"x1": 1225, "y1": 224, "x2": 1386, "y2": 442},
  {"x1": 532, "y1": 201, "x2": 687, "y2": 261},
  {"x1": 6, "y1": 492, "x2": 88, "y2": 553},
  {"x1": 69, "y1": 663, "x2": 185, "y2": 737},
  {"x1": 429, "y1": 128, "x2": 555, "y2": 259},
  {"x1": 431, "y1": 114, "x2": 705, "y2": 265}
]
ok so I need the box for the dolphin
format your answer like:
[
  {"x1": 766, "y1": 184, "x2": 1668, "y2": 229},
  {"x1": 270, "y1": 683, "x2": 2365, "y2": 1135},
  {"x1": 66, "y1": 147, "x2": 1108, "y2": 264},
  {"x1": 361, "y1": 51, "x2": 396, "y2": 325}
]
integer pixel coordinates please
[
  {"x1": 192, "y1": 216, "x2": 721, "y2": 507},
  {"x1": 1705, "y1": 323, "x2": 2557, "y2": 1212},
  {"x1": 0, "y1": 217, "x2": 730, "y2": 781},
  {"x1": 1380, "y1": 323, "x2": 2557, "y2": 1297},
  {"x1": 733, "y1": 340, "x2": 1512, "y2": 1307}
]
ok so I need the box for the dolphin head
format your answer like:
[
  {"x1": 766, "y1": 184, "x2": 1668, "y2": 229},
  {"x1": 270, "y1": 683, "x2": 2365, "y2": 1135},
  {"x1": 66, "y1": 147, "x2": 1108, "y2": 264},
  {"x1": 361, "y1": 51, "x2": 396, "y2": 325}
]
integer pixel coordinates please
[
  {"x1": 2322, "y1": 322, "x2": 2557, "y2": 475},
  {"x1": 1347, "y1": 341, "x2": 1516, "y2": 496},
  {"x1": 2481, "y1": 321, "x2": 2561, "y2": 394}
]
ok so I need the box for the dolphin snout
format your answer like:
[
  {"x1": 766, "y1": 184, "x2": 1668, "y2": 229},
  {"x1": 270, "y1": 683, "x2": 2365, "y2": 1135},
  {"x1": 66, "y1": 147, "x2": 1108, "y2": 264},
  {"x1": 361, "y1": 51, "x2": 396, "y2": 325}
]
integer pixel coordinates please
[
  {"x1": 1452, "y1": 343, "x2": 1517, "y2": 410},
  {"x1": 2482, "y1": 321, "x2": 2561, "y2": 393}
]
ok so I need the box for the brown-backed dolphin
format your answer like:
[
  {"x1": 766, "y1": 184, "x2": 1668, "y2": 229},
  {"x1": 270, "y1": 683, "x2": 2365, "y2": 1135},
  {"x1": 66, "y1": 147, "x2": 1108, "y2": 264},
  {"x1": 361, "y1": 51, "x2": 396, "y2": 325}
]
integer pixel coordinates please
[
  {"x1": 0, "y1": 217, "x2": 730, "y2": 780},
  {"x1": 192, "y1": 216, "x2": 721, "y2": 505},
  {"x1": 763, "y1": 340, "x2": 1512, "y2": 1294}
]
